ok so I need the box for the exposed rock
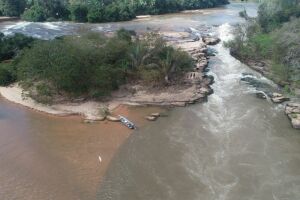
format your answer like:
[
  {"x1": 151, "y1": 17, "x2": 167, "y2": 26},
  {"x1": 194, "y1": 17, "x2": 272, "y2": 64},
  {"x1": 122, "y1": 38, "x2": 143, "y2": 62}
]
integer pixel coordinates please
[
  {"x1": 197, "y1": 61, "x2": 208, "y2": 69},
  {"x1": 240, "y1": 74, "x2": 275, "y2": 98},
  {"x1": 271, "y1": 96, "x2": 290, "y2": 103},
  {"x1": 207, "y1": 48, "x2": 218, "y2": 57},
  {"x1": 272, "y1": 93, "x2": 283, "y2": 98},
  {"x1": 286, "y1": 103, "x2": 300, "y2": 114},
  {"x1": 150, "y1": 113, "x2": 160, "y2": 117},
  {"x1": 285, "y1": 103, "x2": 300, "y2": 129},
  {"x1": 83, "y1": 115, "x2": 106, "y2": 123},
  {"x1": 94, "y1": 116, "x2": 106, "y2": 121},
  {"x1": 202, "y1": 36, "x2": 221, "y2": 45},
  {"x1": 185, "y1": 72, "x2": 203, "y2": 83},
  {"x1": 146, "y1": 116, "x2": 157, "y2": 121},
  {"x1": 271, "y1": 93, "x2": 290, "y2": 103},
  {"x1": 106, "y1": 115, "x2": 121, "y2": 122},
  {"x1": 203, "y1": 75, "x2": 214, "y2": 85},
  {"x1": 171, "y1": 102, "x2": 186, "y2": 107},
  {"x1": 199, "y1": 87, "x2": 213, "y2": 95}
]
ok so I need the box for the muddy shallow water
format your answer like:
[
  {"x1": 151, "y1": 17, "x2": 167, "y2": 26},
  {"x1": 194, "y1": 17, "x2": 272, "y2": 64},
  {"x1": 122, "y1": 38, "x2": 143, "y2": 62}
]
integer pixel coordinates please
[
  {"x1": 0, "y1": 100, "x2": 163, "y2": 200},
  {"x1": 1, "y1": 2, "x2": 300, "y2": 200}
]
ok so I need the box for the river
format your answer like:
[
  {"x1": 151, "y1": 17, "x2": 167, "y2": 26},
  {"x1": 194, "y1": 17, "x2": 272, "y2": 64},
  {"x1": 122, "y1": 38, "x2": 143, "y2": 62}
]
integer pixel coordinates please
[{"x1": 1, "y1": 2, "x2": 300, "y2": 200}]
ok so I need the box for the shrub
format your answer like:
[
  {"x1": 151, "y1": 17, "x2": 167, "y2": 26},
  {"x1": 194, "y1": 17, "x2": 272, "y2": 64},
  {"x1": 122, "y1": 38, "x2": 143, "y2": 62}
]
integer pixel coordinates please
[
  {"x1": 22, "y1": 4, "x2": 47, "y2": 22},
  {"x1": 14, "y1": 30, "x2": 194, "y2": 101},
  {"x1": 87, "y1": 7, "x2": 103, "y2": 23},
  {"x1": 70, "y1": 4, "x2": 88, "y2": 22},
  {"x1": 0, "y1": 33, "x2": 35, "y2": 61},
  {"x1": 0, "y1": 0, "x2": 26, "y2": 17},
  {"x1": 0, "y1": 63, "x2": 16, "y2": 86}
]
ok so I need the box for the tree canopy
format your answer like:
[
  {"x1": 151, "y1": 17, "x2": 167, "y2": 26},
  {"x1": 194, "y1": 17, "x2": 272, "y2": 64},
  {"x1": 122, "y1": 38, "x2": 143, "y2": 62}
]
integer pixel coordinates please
[
  {"x1": 0, "y1": 30, "x2": 193, "y2": 103},
  {"x1": 0, "y1": 0, "x2": 229, "y2": 22},
  {"x1": 226, "y1": 0, "x2": 300, "y2": 93}
]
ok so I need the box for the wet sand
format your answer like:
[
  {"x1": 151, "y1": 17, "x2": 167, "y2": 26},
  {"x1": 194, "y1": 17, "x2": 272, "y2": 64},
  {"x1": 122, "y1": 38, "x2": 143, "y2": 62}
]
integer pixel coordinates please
[{"x1": 0, "y1": 96, "x2": 165, "y2": 200}]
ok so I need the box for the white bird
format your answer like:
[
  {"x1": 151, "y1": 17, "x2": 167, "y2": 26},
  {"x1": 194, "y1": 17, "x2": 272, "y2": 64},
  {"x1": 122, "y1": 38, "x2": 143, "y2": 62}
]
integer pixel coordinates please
[{"x1": 98, "y1": 156, "x2": 102, "y2": 163}]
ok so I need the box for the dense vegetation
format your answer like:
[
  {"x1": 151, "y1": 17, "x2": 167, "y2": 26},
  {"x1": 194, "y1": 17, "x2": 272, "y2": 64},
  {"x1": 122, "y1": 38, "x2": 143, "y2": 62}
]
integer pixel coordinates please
[
  {"x1": 0, "y1": 0, "x2": 229, "y2": 22},
  {"x1": 0, "y1": 30, "x2": 193, "y2": 103},
  {"x1": 0, "y1": 33, "x2": 35, "y2": 86},
  {"x1": 226, "y1": 0, "x2": 300, "y2": 93}
]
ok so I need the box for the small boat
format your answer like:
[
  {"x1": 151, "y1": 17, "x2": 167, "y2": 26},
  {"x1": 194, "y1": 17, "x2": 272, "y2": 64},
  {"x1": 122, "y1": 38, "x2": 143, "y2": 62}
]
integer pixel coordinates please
[{"x1": 119, "y1": 115, "x2": 136, "y2": 129}]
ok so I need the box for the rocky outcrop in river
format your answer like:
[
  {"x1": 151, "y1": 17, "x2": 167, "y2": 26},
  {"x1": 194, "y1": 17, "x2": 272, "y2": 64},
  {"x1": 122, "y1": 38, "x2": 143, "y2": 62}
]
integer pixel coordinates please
[{"x1": 285, "y1": 103, "x2": 300, "y2": 129}]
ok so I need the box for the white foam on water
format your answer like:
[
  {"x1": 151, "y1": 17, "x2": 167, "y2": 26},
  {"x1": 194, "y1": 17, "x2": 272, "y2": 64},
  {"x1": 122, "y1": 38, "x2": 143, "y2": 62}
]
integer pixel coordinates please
[
  {"x1": 2, "y1": 22, "x2": 32, "y2": 35},
  {"x1": 40, "y1": 22, "x2": 61, "y2": 30}
]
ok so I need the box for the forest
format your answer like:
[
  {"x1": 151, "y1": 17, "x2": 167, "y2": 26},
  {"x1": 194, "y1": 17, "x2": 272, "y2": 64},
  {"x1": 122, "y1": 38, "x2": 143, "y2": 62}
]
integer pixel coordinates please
[
  {"x1": 226, "y1": 0, "x2": 300, "y2": 94},
  {"x1": 0, "y1": 0, "x2": 229, "y2": 22}
]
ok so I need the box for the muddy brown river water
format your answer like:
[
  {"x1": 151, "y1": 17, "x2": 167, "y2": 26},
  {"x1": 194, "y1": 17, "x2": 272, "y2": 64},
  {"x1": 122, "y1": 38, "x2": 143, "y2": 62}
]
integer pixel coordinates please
[{"x1": 1, "y1": 2, "x2": 300, "y2": 200}]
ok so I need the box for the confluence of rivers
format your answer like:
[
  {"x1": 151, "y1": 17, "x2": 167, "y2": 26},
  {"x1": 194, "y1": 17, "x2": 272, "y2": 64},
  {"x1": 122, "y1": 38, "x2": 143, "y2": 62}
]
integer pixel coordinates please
[{"x1": 0, "y1": 2, "x2": 300, "y2": 200}]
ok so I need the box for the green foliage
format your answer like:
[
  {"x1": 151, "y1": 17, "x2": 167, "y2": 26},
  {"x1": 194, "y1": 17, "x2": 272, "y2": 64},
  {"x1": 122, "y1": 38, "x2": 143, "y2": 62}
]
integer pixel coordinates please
[
  {"x1": 226, "y1": 0, "x2": 300, "y2": 91},
  {"x1": 70, "y1": 4, "x2": 88, "y2": 22},
  {"x1": 22, "y1": 0, "x2": 70, "y2": 22},
  {"x1": 22, "y1": 4, "x2": 47, "y2": 22},
  {"x1": 0, "y1": 0, "x2": 26, "y2": 17},
  {"x1": 13, "y1": 0, "x2": 228, "y2": 23},
  {"x1": 249, "y1": 34, "x2": 273, "y2": 58},
  {"x1": 258, "y1": 1, "x2": 300, "y2": 32},
  {"x1": 0, "y1": 33, "x2": 35, "y2": 61},
  {"x1": 87, "y1": 6, "x2": 103, "y2": 22},
  {"x1": 0, "y1": 62, "x2": 16, "y2": 86},
  {"x1": 13, "y1": 30, "x2": 194, "y2": 102}
]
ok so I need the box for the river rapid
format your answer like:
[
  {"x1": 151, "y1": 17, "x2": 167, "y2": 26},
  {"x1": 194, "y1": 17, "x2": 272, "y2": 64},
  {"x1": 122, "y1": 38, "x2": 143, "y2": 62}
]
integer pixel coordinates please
[{"x1": 1, "y1": 2, "x2": 300, "y2": 200}]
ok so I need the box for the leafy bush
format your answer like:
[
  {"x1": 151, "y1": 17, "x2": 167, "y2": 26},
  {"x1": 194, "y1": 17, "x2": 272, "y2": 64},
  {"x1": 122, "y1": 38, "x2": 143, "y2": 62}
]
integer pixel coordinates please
[
  {"x1": 87, "y1": 7, "x2": 103, "y2": 23},
  {"x1": 226, "y1": 1, "x2": 300, "y2": 91},
  {"x1": 13, "y1": 30, "x2": 194, "y2": 102},
  {"x1": 70, "y1": 4, "x2": 88, "y2": 22},
  {"x1": 2, "y1": 0, "x2": 229, "y2": 23},
  {"x1": 0, "y1": 33, "x2": 35, "y2": 61},
  {"x1": 0, "y1": 62, "x2": 16, "y2": 86},
  {"x1": 0, "y1": 0, "x2": 26, "y2": 17},
  {"x1": 22, "y1": 4, "x2": 47, "y2": 22}
]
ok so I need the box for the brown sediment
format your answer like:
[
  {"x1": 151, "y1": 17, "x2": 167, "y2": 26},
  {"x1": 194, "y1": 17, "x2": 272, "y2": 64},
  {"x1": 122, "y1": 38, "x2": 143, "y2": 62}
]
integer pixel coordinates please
[{"x1": 0, "y1": 96, "x2": 165, "y2": 200}]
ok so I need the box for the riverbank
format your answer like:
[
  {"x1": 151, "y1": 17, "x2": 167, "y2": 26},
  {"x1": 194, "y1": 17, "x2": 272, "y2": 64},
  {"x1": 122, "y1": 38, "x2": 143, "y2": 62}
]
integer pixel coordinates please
[
  {"x1": 230, "y1": 53, "x2": 300, "y2": 129},
  {"x1": 0, "y1": 31, "x2": 216, "y2": 122},
  {"x1": 0, "y1": 17, "x2": 19, "y2": 22}
]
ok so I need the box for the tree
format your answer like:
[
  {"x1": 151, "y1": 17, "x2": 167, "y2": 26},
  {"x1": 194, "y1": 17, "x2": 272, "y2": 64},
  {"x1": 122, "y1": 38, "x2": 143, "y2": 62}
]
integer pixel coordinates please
[
  {"x1": 0, "y1": 0, "x2": 26, "y2": 17},
  {"x1": 70, "y1": 4, "x2": 88, "y2": 22}
]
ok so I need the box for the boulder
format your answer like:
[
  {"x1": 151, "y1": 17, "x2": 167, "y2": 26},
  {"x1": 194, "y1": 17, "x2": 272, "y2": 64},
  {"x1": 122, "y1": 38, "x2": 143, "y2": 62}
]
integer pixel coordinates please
[
  {"x1": 271, "y1": 93, "x2": 290, "y2": 103},
  {"x1": 199, "y1": 87, "x2": 213, "y2": 95},
  {"x1": 285, "y1": 103, "x2": 300, "y2": 129},
  {"x1": 199, "y1": 48, "x2": 208, "y2": 54},
  {"x1": 146, "y1": 116, "x2": 157, "y2": 121},
  {"x1": 286, "y1": 103, "x2": 300, "y2": 114},
  {"x1": 150, "y1": 113, "x2": 160, "y2": 117},
  {"x1": 271, "y1": 96, "x2": 290, "y2": 103},
  {"x1": 106, "y1": 115, "x2": 121, "y2": 122},
  {"x1": 202, "y1": 36, "x2": 221, "y2": 45},
  {"x1": 207, "y1": 48, "x2": 218, "y2": 56},
  {"x1": 288, "y1": 113, "x2": 300, "y2": 129},
  {"x1": 203, "y1": 75, "x2": 214, "y2": 85},
  {"x1": 272, "y1": 93, "x2": 283, "y2": 98}
]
